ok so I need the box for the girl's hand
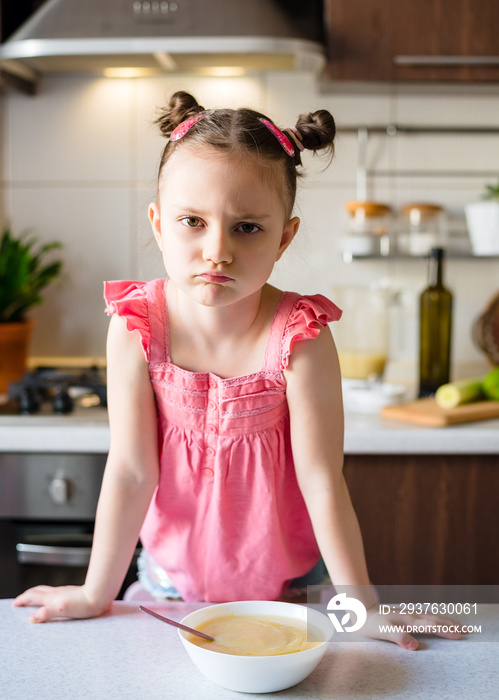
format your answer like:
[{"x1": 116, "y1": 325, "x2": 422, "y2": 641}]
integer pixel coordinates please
[
  {"x1": 362, "y1": 605, "x2": 463, "y2": 650},
  {"x1": 12, "y1": 585, "x2": 111, "y2": 623}
]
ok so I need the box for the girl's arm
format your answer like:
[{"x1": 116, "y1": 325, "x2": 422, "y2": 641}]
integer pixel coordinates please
[
  {"x1": 284, "y1": 326, "x2": 373, "y2": 596},
  {"x1": 13, "y1": 315, "x2": 160, "y2": 622},
  {"x1": 284, "y1": 326, "x2": 461, "y2": 650}
]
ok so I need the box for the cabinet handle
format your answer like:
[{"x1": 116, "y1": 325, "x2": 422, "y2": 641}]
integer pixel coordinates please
[{"x1": 394, "y1": 56, "x2": 499, "y2": 66}]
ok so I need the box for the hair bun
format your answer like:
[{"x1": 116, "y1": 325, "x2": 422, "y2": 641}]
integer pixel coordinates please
[
  {"x1": 155, "y1": 91, "x2": 205, "y2": 138},
  {"x1": 294, "y1": 109, "x2": 336, "y2": 156}
]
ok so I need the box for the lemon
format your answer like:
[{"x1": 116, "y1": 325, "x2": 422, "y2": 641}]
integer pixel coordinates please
[{"x1": 483, "y1": 367, "x2": 499, "y2": 401}]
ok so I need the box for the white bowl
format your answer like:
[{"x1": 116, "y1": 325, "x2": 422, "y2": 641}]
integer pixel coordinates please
[
  {"x1": 178, "y1": 600, "x2": 333, "y2": 693},
  {"x1": 342, "y1": 379, "x2": 406, "y2": 414}
]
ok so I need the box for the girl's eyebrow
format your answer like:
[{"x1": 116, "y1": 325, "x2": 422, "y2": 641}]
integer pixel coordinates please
[
  {"x1": 172, "y1": 205, "x2": 272, "y2": 220},
  {"x1": 237, "y1": 213, "x2": 272, "y2": 220}
]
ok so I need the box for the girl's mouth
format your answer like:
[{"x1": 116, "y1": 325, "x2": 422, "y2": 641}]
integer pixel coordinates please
[{"x1": 198, "y1": 273, "x2": 234, "y2": 283}]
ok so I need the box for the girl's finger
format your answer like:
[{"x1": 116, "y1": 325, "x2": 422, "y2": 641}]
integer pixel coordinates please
[
  {"x1": 400, "y1": 635, "x2": 418, "y2": 651},
  {"x1": 364, "y1": 613, "x2": 418, "y2": 650},
  {"x1": 418, "y1": 616, "x2": 462, "y2": 639},
  {"x1": 12, "y1": 586, "x2": 55, "y2": 607},
  {"x1": 402, "y1": 613, "x2": 463, "y2": 640},
  {"x1": 29, "y1": 598, "x2": 70, "y2": 623},
  {"x1": 384, "y1": 629, "x2": 418, "y2": 650},
  {"x1": 30, "y1": 606, "x2": 51, "y2": 623}
]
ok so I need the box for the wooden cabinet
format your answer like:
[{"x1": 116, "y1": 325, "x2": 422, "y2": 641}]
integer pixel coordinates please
[
  {"x1": 343, "y1": 453, "x2": 499, "y2": 585},
  {"x1": 325, "y1": 0, "x2": 499, "y2": 82}
]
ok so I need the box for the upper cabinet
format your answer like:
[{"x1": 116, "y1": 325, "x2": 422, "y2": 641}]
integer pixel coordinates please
[{"x1": 325, "y1": 0, "x2": 499, "y2": 82}]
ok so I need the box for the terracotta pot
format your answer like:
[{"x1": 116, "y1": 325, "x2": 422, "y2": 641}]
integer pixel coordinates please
[{"x1": 0, "y1": 319, "x2": 34, "y2": 395}]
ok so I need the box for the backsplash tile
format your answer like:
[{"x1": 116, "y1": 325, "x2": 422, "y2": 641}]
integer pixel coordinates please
[
  {"x1": 6, "y1": 186, "x2": 132, "y2": 356},
  {"x1": 393, "y1": 89, "x2": 499, "y2": 127},
  {"x1": 393, "y1": 132, "x2": 499, "y2": 176},
  {"x1": 5, "y1": 77, "x2": 135, "y2": 184}
]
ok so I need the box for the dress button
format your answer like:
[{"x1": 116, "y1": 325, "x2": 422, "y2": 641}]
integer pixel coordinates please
[
  {"x1": 203, "y1": 467, "x2": 214, "y2": 477},
  {"x1": 209, "y1": 379, "x2": 217, "y2": 389},
  {"x1": 208, "y1": 400, "x2": 217, "y2": 411},
  {"x1": 206, "y1": 446, "x2": 216, "y2": 457},
  {"x1": 207, "y1": 424, "x2": 216, "y2": 433}
]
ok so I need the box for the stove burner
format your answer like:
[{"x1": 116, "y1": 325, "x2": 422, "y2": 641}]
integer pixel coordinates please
[
  {"x1": 18, "y1": 387, "x2": 41, "y2": 415},
  {"x1": 8, "y1": 366, "x2": 107, "y2": 415}
]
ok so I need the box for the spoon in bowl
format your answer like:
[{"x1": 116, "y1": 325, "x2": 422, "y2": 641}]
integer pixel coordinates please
[{"x1": 139, "y1": 605, "x2": 215, "y2": 641}]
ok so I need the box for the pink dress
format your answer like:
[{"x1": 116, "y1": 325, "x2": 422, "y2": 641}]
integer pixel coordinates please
[{"x1": 104, "y1": 279, "x2": 342, "y2": 602}]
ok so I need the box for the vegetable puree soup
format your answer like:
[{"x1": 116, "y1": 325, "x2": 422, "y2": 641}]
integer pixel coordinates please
[{"x1": 186, "y1": 614, "x2": 323, "y2": 656}]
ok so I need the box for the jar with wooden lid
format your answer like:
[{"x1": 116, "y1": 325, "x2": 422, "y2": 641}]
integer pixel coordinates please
[
  {"x1": 397, "y1": 203, "x2": 448, "y2": 256},
  {"x1": 342, "y1": 201, "x2": 393, "y2": 259}
]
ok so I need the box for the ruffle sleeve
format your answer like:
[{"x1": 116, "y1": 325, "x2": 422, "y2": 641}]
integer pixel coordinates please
[
  {"x1": 103, "y1": 280, "x2": 150, "y2": 361},
  {"x1": 281, "y1": 294, "x2": 342, "y2": 370}
]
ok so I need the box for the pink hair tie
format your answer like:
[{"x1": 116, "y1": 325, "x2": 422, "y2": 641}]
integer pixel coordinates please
[
  {"x1": 170, "y1": 112, "x2": 204, "y2": 141},
  {"x1": 259, "y1": 118, "x2": 295, "y2": 157},
  {"x1": 286, "y1": 127, "x2": 304, "y2": 152}
]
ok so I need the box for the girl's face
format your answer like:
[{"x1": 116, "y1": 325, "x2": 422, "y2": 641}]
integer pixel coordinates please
[{"x1": 148, "y1": 146, "x2": 299, "y2": 309}]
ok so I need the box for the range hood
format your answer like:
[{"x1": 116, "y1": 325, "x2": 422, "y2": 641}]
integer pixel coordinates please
[{"x1": 0, "y1": 0, "x2": 325, "y2": 92}]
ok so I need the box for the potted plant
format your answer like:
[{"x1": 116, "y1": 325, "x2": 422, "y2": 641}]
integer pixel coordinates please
[
  {"x1": 465, "y1": 181, "x2": 499, "y2": 256},
  {"x1": 0, "y1": 225, "x2": 63, "y2": 395}
]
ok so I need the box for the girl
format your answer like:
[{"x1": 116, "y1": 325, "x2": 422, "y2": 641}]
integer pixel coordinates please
[{"x1": 14, "y1": 91, "x2": 460, "y2": 650}]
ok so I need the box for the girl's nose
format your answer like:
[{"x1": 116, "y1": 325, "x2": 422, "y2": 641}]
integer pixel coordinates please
[{"x1": 202, "y1": 228, "x2": 233, "y2": 265}]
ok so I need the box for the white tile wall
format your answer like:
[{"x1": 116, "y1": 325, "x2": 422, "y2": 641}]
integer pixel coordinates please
[
  {"x1": 1, "y1": 72, "x2": 498, "y2": 378},
  {"x1": 6, "y1": 186, "x2": 132, "y2": 356},
  {"x1": 5, "y1": 77, "x2": 135, "y2": 183}
]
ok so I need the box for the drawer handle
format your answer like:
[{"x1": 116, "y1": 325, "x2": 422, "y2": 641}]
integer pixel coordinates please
[{"x1": 16, "y1": 543, "x2": 91, "y2": 567}]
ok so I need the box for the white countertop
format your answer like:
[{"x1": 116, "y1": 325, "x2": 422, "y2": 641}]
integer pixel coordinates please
[
  {"x1": 343, "y1": 410, "x2": 499, "y2": 455},
  {"x1": 1, "y1": 599, "x2": 498, "y2": 700},
  {"x1": 0, "y1": 408, "x2": 110, "y2": 453},
  {"x1": 0, "y1": 408, "x2": 497, "y2": 455}
]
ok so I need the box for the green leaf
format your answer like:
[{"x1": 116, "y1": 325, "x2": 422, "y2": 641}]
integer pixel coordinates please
[
  {"x1": 482, "y1": 182, "x2": 499, "y2": 202},
  {"x1": 0, "y1": 225, "x2": 63, "y2": 322}
]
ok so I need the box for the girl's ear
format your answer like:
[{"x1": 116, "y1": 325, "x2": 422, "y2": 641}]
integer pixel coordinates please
[
  {"x1": 276, "y1": 216, "x2": 300, "y2": 261},
  {"x1": 148, "y1": 203, "x2": 163, "y2": 251}
]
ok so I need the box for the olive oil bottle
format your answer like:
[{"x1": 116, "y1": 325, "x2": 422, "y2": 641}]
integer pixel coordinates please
[{"x1": 419, "y1": 247, "x2": 453, "y2": 397}]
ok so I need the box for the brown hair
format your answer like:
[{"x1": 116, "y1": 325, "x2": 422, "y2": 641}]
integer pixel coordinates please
[{"x1": 154, "y1": 91, "x2": 336, "y2": 216}]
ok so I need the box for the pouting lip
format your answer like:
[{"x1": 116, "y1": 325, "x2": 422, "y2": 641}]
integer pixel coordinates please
[{"x1": 197, "y1": 273, "x2": 234, "y2": 283}]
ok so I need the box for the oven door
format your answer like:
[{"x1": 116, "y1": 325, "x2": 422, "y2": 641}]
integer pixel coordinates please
[
  {"x1": 0, "y1": 452, "x2": 139, "y2": 599},
  {"x1": 0, "y1": 520, "x2": 93, "y2": 597},
  {"x1": 0, "y1": 519, "x2": 140, "y2": 599}
]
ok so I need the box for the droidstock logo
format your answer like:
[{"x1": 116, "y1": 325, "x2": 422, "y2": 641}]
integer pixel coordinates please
[{"x1": 327, "y1": 593, "x2": 367, "y2": 633}]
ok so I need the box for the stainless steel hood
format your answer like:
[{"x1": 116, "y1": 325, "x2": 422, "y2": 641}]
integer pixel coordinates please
[{"x1": 0, "y1": 0, "x2": 325, "y2": 91}]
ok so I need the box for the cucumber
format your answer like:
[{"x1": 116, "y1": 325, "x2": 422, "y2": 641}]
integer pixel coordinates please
[
  {"x1": 483, "y1": 367, "x2": 499, "y2": 401},
  {"x1": 435, "y1": 377, "x2": 484, "y2": 409}
]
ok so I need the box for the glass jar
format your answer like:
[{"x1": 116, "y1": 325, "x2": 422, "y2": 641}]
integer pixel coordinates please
[
  {"x1": 332, "y1": 285, "x2": 392, "y2": 380},
  {"x1": 342, "y1": 201, "x2": 393, "y2": 259},
  {"x1": 397, "y1": 203, "x2": 448, "y2": 256}
]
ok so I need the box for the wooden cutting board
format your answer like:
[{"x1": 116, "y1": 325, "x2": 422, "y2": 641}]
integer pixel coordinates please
[{"x1": 381, "y1": 397, "x2": 499, "y2": 427}]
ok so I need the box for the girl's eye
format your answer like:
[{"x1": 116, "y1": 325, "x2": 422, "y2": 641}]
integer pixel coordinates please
[
  {"x1": 181, "y1": 216, "x2": 202, "y2": 228},
  {"x1": 237, "y1": 222, "x2": 261, "y2": 234}
]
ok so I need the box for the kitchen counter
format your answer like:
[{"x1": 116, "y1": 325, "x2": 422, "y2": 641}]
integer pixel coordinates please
[
  {"x1": 343, "y1": 410, "x2": 499, "y2": 454},
  {"x1": 0, "y1": 408, "x2": 498, "y2": 455},
  {"x1": 1, "y1": 599, "x2": 498, "y2": 700},
  {"x1": 0, "y1": 407, "x2": 110, "y2": 453}
]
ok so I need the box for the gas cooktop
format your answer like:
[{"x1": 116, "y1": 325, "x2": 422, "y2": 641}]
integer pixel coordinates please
[{"x1": 3, "y1": 363, "x2": 107, "y2": 416}]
